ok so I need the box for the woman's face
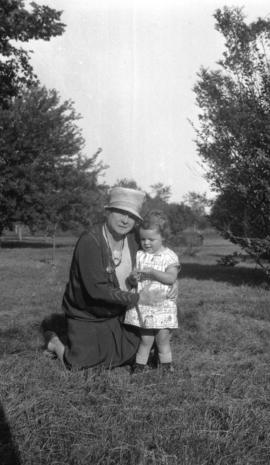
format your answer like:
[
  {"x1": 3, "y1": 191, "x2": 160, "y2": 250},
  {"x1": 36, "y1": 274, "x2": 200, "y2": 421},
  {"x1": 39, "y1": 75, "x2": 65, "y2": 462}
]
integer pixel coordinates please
[{"x1": 106, "y1": 208, "x2": 136, "y2": 238}]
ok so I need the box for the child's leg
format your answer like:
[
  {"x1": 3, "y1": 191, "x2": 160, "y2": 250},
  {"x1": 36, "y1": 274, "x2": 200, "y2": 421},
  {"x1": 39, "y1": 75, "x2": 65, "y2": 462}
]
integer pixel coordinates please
[
  {"x1": 136, "y1": 329, "x2": 155, "y2": 365},
  {"x1": 155, "y1": 329, "x2": 172, "y2": 364}
]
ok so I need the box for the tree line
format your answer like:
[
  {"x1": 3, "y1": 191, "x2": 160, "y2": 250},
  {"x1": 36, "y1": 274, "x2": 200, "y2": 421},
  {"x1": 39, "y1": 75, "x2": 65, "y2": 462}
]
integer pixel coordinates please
[{"x1": 0, "y1": 80, "x2": 208, "y2": 238}]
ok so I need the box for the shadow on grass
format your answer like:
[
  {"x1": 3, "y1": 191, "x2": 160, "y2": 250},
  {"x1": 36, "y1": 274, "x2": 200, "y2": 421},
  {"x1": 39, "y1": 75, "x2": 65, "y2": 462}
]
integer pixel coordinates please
[
  {"x1": 0, "y1": 403, "x2": 21, "y2": 465},
  {"x1": 182, "y1": 262, "x2": 268, "y2": 287}
]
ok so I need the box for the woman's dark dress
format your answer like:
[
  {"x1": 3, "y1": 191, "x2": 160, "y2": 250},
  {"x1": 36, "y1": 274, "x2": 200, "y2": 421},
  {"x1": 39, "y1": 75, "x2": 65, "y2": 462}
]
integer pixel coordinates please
[{"x1": 62, "y1": 226, "x2": 140, "y2": 369}]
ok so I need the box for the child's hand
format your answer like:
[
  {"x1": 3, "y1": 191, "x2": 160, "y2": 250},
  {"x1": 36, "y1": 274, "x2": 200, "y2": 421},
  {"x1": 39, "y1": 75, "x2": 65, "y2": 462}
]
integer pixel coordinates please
[{"x1": 140, "y1": 267, "x2": 156, "y2": 279}]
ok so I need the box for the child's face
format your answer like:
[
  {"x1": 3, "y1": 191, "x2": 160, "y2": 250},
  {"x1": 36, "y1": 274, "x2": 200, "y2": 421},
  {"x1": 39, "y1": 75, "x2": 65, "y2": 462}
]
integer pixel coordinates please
[{"x1": 139, "y1": 228, "x2": 163, "y2": 254}]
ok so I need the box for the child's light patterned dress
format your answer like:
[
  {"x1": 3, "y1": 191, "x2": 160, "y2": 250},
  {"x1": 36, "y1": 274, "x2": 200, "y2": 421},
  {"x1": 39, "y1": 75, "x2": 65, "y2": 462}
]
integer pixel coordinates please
[{"x1": 124, "y1": 247, "x2": 180, "y2": 329}]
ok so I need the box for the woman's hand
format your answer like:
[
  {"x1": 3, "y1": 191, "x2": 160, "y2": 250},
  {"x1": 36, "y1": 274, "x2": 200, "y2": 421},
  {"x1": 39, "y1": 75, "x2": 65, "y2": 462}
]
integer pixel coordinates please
[{"x1": 127, "y1": 269, "x2": 141, "y2": 287}]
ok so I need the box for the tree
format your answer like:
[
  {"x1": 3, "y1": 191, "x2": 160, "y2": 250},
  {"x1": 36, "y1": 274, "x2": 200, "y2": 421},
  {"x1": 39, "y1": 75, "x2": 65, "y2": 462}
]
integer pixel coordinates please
[
  {"x1": 183, "y1": 191, "x2": 210, "y2": 229},
  {"x1": 113, "y1": 178, "x2": 142, "y2": 190},
  {"x1": 193, "y1": 7, "x2": 270, "y2": 272},
  {"x1": 0, "y1": 0, "x2": 65, "y2": 108},
  {"x1": 165, "y1": 202, "x2": 196, "y2": 244},
  {"x1": 137, "y1": 182, "x2": 171, "y2": 215},
  {"x1": 150, "y1": 183, "x2": 172, "y2": 203},
  {"x1": 0, "y1": 86, "x2": 106, "y2": 234},
  {"x1": 183, "y1": 192, "x2": 208, "y2": 216}
]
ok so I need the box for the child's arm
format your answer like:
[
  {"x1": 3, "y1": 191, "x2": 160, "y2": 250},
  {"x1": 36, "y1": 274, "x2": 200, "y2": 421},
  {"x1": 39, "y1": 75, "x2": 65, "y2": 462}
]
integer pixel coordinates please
[{"x1": 140, "y1": 265, "x2": 178, "y2": 285}]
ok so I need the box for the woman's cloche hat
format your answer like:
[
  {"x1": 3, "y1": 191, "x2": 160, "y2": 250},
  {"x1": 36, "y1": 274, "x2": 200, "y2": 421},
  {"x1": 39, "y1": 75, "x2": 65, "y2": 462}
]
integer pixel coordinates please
[{"x1": 105, "y1": 187, "x2": 145, "y2": 221}]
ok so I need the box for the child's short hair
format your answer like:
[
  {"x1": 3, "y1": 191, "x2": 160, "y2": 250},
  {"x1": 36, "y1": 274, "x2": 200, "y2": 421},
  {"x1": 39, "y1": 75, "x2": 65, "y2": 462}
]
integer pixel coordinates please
[{"x1": 140, "y1": 210, "x2": 171, "y2": 240}]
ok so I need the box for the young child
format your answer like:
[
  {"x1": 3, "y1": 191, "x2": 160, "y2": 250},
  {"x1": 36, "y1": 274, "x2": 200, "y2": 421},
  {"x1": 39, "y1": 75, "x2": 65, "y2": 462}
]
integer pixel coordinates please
[{"x1": 124, "y1": 210, "x2": 180, "y2": 373}]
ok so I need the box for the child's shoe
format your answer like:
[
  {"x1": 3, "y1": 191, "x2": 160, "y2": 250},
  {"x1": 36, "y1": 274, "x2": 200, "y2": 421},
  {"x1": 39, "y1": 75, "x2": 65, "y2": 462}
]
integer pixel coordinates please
[{"x1": 131, "y1": 363, "x2": 147, "y2": 374}]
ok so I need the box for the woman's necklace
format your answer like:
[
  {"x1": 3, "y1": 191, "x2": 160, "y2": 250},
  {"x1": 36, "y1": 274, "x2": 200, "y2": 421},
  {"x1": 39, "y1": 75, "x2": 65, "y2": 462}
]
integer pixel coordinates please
[{"x1": 103, "y1": 225, "x2": 125, "y2": 267}]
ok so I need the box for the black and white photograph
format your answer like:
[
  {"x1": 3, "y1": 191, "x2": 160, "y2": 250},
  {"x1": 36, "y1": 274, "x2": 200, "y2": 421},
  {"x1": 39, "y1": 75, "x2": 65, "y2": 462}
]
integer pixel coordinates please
[{"x1": 1, "y1": 0, "x2": 270, "y2": 463}]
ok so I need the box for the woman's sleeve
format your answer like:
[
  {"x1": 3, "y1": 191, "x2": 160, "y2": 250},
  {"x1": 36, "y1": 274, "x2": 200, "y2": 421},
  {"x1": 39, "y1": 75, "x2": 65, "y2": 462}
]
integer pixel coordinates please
[{"x1": 76, "y1": 233, "x2": 139, "y2": 308}]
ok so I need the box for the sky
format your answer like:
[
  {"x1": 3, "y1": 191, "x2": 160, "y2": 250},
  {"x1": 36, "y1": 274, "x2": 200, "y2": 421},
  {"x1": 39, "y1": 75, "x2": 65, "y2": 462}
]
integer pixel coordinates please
[{"x1": 26, "y1": 0, "x2": 270, "y2": 202}]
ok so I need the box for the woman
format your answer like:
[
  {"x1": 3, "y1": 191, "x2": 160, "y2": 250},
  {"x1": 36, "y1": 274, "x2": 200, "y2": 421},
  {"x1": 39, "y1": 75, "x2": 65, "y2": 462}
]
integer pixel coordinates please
[{"x1": 43, "y1": 186, "x2": 155, "y2": 370}]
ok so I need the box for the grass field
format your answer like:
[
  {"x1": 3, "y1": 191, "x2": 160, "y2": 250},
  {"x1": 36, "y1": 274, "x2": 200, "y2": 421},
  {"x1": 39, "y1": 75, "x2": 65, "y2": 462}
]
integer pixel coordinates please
[{"x1": 0, "y1": 233, "x2": 270, "y2": 465}]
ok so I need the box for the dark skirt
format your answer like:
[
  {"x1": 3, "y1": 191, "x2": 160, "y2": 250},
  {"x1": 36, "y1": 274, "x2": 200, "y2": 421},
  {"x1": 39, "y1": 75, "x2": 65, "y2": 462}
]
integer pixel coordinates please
[{"x1": 63, "y1": 315, "x2": 140, "y2": 370}]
